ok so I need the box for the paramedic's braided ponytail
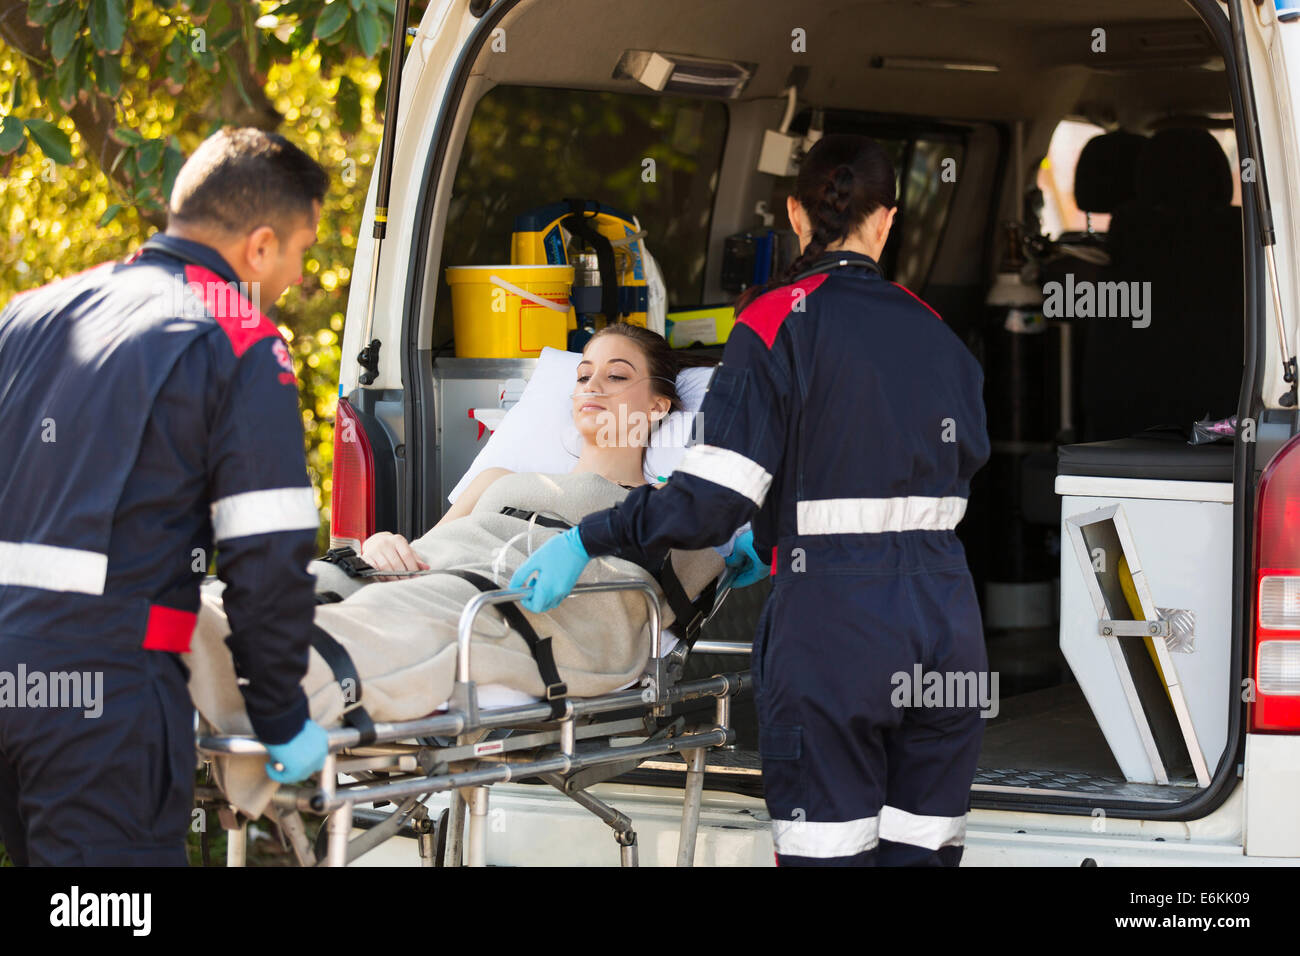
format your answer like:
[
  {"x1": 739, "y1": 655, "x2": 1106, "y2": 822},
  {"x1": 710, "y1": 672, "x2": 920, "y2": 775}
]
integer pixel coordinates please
[{"x1": 734, "y1": 134, "x2": 897, "y2": 315}]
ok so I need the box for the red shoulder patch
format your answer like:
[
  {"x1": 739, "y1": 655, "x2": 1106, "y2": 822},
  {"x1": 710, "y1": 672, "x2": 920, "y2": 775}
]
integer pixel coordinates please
[
  {"x1": 185, "y1": 264, "x2": 282, "y2": 358},
  {"x1": 736, "y1": 273, "x2": 831, "y2": 349},
  {"x1": 890, "y1": 281, "x2": 943, "y2": 322}
]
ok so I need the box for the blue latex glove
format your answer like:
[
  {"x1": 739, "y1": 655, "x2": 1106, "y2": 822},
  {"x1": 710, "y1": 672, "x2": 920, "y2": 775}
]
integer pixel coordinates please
[
  {"x1": 264, "y1": 719, "x2": 330, "y2": 783},
  {"x1": 509, "y1": 526, "x2": 592, "y2": 613},
  {"x1": 724, "y1": 529, "x2": 770, "y2": 588}
]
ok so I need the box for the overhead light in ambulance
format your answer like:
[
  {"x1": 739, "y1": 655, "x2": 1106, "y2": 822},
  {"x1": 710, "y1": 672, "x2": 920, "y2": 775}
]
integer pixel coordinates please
[
  {"x1": 870, "y1": 56, "x2": 998, "y2": 73},
  {"x1": 616, "y1": 50, "x2": 755, "y2": 98}
]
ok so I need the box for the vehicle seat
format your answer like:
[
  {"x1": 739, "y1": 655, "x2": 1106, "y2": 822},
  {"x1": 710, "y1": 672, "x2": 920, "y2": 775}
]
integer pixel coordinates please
[
  {"x1": 1056, "y1": 129, "x2": 1147, "y2": 251},
  {"x1": 1078, "y1": 127, "x2": 1244, "y2": 442},
  {"x1": 1030, "y1": 131, "x2": 1145, "y2": 476}
]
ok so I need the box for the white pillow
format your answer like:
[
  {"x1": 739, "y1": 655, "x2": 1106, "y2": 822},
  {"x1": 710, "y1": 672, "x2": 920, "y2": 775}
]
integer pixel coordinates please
[{"x1": 448, "y1": 346, "x2": 715, "y2": 504}]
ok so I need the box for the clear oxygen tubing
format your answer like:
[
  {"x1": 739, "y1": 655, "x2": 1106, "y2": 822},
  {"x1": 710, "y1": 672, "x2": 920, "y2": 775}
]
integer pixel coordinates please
[{"x1": 568, "y1": 374, "x2": 678, "y2": 402}]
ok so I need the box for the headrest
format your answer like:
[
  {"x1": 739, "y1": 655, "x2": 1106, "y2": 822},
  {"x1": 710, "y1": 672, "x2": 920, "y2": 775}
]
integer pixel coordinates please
[
  {"x1": 1073, "y1": 131, "x2": 1146, "y2": 214},
  {"x1": 448, "y1": 346, "x2": 715, "y2": 504},
  {"x1": 1136, "y1": 127, "x2": 1232, "y2": 209}
]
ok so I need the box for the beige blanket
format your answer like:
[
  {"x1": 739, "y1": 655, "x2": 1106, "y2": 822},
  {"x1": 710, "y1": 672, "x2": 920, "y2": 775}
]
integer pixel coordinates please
[{"x1": 187, "y1": 470, "x2": 724, "y2": 816}]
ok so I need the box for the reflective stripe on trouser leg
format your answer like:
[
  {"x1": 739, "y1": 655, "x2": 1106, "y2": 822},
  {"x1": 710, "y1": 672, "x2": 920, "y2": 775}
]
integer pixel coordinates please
[
  {"x1": 756, "y1": 576, "x2": 926, "y2": 866},
  {"x1": 879, "y1": 806, "x2": 967, "y2": 851},
  {"x1": 771, "y1": 815, "x2": 880, "y2": 859},
  {"x1": 877, "y1": 569, "x2": 988, "y2": 866}
]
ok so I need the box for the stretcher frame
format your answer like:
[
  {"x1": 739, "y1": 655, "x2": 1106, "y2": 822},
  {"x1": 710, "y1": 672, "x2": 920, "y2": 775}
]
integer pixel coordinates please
[{"x1": 196, "y1": 571, "x2": 752, "y2": 867}]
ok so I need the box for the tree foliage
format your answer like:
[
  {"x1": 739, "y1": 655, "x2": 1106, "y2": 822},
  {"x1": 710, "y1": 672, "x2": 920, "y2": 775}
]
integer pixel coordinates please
[{"x1": 0, "y1": 0, "x2": 421, "y2": 542}]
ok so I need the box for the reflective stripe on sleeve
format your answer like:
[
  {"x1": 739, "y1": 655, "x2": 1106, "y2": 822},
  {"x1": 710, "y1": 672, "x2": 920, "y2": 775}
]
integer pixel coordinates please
[
  {"x1": 673, "y1": 444, "x2": 773, "y2": 507},
  {"x1": 770, "y1": 815, "x2": 879, "y2": 859},
  {"x1": 796, "y1": 495, "x2": 967, "y2": 534},
  {"x1": 211, "y1": 486, "x2": 319, "y2": 542},
  {"x1": 878, "y1": 805, "x2": 967, "y2": 850},
  {"x1": 0, "y1": 541, "x2": 108, "y2": 595}
]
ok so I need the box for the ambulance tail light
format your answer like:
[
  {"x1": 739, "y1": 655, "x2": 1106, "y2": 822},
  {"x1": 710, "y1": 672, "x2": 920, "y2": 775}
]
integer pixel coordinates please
[
  {"x1": 330, "y1": 397, "x2": 375, "y2": 550},
  {"x1": 1252, "y1": 431, "x2": 1300, "y2": 731}
]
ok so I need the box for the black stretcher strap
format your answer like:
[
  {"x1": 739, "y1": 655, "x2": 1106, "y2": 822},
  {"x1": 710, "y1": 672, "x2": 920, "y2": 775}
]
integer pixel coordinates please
[
  {"x1": 318, "y1": 545, "x2": 374, "y2": 578},
  {"x1": 653, "y1": 552, "x2": 717, "y2": 649},
  {"x1": 308, "y1": 624, "x2": 377, "y2": 745},
  {"x1": 499, "y1": 507, "x2": 572, "y2": 530},
  {"x1": 439, "y1": 568, "x2": 569, "y2": 719}
]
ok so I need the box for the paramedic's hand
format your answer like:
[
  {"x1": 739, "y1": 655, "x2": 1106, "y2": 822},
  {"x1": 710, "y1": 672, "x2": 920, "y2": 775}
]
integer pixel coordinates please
[
  {"x1": 509, "y1": 526, "x2": 591, "y2": 613},
  {"x1": 264, "y1": 719, "x2": 329, "y2": 783},
  {"x1": 361, "y1": 531, "x2": 431, "y2": 580},
  {"x1": 725, "y1": 529, "x2": 770, "y2": 588}
]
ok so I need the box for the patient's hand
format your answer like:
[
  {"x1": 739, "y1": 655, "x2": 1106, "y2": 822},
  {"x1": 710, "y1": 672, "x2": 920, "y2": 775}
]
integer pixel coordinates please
[{"x1": 361, "y1": 531, "x2": 431, "y2": 581}]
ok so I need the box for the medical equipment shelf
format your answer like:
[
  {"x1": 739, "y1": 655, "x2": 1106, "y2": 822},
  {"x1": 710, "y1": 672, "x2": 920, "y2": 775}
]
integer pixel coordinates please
[{"x1": 197, "y1": 576, "x2": 753, "y2": 867}]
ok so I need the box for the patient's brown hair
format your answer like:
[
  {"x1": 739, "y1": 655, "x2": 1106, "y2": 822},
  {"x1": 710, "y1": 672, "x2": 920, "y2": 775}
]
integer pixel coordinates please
[{"x1": 584, "y1": 323, "x2": 719, "y2": 415}]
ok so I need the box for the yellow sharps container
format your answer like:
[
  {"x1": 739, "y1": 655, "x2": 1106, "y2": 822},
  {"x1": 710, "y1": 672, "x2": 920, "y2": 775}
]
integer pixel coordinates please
[{"x1": 445, "y1": 264, "x2": 574, "y2": 358}]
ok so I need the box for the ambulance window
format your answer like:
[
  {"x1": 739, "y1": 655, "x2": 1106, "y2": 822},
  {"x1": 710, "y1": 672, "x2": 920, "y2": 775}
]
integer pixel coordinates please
[
  {"x1": 1038, "y1": 119, "x2": 1110, "y2": 238},
  {"x1": 893, "y1": 138, "x2": 964, "y2": 291},
  {"x1": 1038, "y1": 118, "x2": 1241, "y2": 241},
  {"x1": 436, "y1": 85, "x2": 728, "y2": 348}
]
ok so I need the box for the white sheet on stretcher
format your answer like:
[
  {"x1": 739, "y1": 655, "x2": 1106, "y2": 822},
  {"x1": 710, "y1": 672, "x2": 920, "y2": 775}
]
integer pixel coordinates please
[{"x1": 434, "y1": 629, "x2": 679, "y2": 711}]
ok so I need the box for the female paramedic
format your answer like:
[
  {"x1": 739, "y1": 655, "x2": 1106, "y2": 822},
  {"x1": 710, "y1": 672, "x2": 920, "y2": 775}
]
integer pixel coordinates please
[{"x1": 510, "y1": 134, "x2": 991, "y2": 867}]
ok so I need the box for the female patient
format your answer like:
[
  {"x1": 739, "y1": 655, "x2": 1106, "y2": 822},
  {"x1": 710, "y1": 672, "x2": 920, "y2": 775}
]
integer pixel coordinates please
[
  {"x1": 189, "y1": 324, "x2": 728, "y2": 774},
  {"x1": 360, "y1": 323, "x2": 718, "y2": 575}
]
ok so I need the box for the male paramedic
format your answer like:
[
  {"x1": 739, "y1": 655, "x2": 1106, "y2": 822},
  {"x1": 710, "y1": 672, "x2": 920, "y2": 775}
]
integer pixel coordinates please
[{"x1": 0, "y1": 127, "x2": 331, "y2": 865}]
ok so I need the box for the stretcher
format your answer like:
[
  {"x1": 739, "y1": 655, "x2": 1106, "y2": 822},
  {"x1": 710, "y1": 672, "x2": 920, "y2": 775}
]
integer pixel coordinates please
[{"x1": 195, "y1": 567, "x2": 753, "y2": 867}]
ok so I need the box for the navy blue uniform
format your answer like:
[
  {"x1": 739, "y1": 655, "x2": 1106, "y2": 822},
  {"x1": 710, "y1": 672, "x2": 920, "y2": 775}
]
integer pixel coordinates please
[
  {"x1": 579, "y1": 251, "x2": 990, "y2": 865},
  {"x1": 0, "y1": 235, "x2": 319, "y2": 865}
]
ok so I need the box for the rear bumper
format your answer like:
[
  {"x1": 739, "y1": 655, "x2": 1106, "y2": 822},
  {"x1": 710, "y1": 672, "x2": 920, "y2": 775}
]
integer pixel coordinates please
[
  {"x1": 1244, "y1": 732, "x2": 1300, "y2": 857},
  {"x1": 347, "y1": 773, "x2": 1300, "y2": 866}
]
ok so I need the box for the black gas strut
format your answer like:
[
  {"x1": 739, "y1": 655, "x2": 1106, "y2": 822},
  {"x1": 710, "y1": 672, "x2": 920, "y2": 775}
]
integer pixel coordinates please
[{"x1": 356, "y1": 0, "x2": 413, "y2": 386}]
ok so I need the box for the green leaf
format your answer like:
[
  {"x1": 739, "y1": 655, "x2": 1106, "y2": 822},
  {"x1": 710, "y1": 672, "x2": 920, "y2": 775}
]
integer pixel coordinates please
[
  {"x1": 7, "y1": 76, "x2": 22, "y2": 111},
  {"x1": 353, "y1": 8, "x2": 381, "y2": 58},
  {"x1": 55, "y1": 46, "x2": 79, "y2": 110},
  {"x1": 112, "y1": 125, "x2": 144, "y2": 145},
  {"x1": 133, "y1": 182, "x2": 154, "y2": 201},
  {"x1": 98, "y1": 202, "x2": 122, "y2": 227},
  {"x1": 187, "y1": 0, "x2": 213, "y2": 17},
  {"x1": 33, "y1": 72, "x2": 56, "y2": 109},
  {"x1": 313, "y1": 0, "x2": 349, "y2": 41},
  {"x1": 207, "y1": 0, "x2": 231, "y2": 32},
  {"x1": 0, "y1": 115, "x2": 25, "y2": 155},
  {"x1": 348, "y1": 0, "x2": 361, "y2": 9},
  {"x1": 25, "y1": 118, "x2": 73, "y2": 164},
  {"x1": 88, "y1": 0, "x2": 127, "y2": 53},
  {"x1": 49, "y1": 3, "x2": 84, "y2": 64},
  {"x1": 27, "y1": 0, "x2": 70, "y2": 27},
  {"x1": 166, "y1": 32, "x2": 189, "y2": 86},
  {"x1": 162, "y1": 143, "x2": 184, "y2": 198},
  {"x1": 136, "y1": 138, "x2": 163, "y2": 174},
  {"x1": 337, "y1": 74, "x2": 361, "y2": 135},
  {"x1": 93, "y1": 51, "x2": 122, "y2": 97}
]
